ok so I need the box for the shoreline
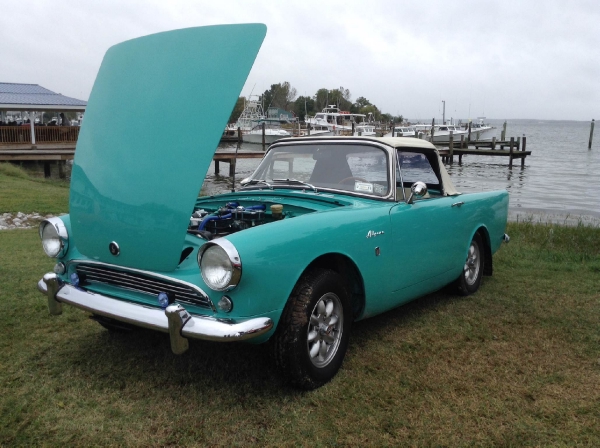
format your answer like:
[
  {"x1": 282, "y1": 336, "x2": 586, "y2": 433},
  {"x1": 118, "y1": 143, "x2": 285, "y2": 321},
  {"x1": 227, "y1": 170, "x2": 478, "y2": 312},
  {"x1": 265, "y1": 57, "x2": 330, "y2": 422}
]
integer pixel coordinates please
[
  {"x1": 2, "y1": 209, "x2": 600, "y2": 231},
  {"x1": 508, "y1": 209, "x2": 600, "y2": 227}
]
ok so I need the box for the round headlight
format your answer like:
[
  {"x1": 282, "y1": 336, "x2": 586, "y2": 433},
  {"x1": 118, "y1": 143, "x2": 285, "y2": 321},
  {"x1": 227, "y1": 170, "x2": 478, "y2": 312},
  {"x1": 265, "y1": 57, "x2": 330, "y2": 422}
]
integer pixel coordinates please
[
  {"x1": 39, "y1": 218, "x2": 69, "y2": 258},
  {"x1": 198, "y1": 241, "x2": 241, "y2": 291}
]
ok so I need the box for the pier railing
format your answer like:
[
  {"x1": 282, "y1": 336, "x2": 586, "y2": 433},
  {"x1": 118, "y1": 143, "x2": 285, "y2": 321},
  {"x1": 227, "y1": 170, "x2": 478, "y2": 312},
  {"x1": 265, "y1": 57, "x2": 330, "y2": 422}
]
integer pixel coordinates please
[{"x1": 0, "y1": 126, "x2": 80, "y2": 145}]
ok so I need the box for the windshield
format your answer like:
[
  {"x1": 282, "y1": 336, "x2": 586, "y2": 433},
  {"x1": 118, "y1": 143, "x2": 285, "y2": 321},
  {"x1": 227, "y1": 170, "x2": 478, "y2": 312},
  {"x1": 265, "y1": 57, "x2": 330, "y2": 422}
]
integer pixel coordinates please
[{"x1": 244, "y1": 143, "x2": 390, "y2": 197}]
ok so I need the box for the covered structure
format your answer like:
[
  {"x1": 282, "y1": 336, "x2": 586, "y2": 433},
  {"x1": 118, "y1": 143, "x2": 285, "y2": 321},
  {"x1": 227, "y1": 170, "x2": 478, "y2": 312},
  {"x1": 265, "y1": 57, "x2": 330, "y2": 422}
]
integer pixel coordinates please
[{"x1": 0, "y1": 82, "x2": 87, "y2": 145}]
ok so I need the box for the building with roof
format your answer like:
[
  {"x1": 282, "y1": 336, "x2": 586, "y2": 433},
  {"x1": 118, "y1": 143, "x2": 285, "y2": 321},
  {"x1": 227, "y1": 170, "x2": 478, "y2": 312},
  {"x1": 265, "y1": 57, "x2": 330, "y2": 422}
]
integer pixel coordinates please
[
  {"x1": 0, "y1": 82, "x2": 87, "y2": 113},
  {"x1": 0, "y1": 82, "x2": 87, "y2": 146}
]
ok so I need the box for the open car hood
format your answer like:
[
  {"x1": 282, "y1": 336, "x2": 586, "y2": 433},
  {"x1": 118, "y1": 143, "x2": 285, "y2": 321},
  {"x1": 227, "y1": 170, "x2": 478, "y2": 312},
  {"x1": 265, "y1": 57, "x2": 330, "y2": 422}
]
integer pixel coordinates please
[{"x1": 70, "y1": 24, "x2": 266, "y2": 271}]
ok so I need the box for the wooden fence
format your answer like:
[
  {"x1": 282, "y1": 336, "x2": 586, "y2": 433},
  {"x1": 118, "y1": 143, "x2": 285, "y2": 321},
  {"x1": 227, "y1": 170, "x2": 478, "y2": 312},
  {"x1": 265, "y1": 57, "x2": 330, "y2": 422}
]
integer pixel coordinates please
[{"x1": 0, "y1": 126, "x2": 80, "y2": 145}]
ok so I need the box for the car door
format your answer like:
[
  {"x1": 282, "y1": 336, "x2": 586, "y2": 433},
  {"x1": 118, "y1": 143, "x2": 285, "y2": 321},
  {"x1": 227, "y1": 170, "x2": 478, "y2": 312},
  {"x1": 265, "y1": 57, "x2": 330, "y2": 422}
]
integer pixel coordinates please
[{"x1": 388, "y1": 151, "x2": 469, "y2": 296}]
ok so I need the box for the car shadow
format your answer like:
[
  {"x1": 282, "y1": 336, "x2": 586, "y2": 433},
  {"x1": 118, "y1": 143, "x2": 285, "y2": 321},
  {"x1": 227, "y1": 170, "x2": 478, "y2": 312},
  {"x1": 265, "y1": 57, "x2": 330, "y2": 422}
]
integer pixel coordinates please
[{"x1": 62, "y1": 288, "x2": 461, "y2": 395}]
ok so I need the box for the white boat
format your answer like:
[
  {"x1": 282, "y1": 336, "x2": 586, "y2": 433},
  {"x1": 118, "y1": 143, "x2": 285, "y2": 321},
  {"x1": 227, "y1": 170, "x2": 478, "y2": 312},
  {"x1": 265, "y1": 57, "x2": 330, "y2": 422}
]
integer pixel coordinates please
[
  {"x1": 243, "y1": 123, "x2": 291, "y2": 144},
  {"x1": 231, "y1": 95, "x2": 291, "y2": 144},
  {"x1": 354, "y1": 122, "x2": 377, "y2": 136},
  {"x1": 305, "y1": 105, "x2": 366, "y2": 135},
  {"x1": 301, "y1": 124, "x2": 334, "y2": 137},
  {"x1": 383, "y1": 126, "x2": 415, "y2": 138},
  {"x1": 429, "y1": 124, "x2": 469, "y2": 143},
  {"x1": 233, "y1": 95, "x2": 266, "y2": 131},
  {"x1": 467, "y1": 117, "x2": 496, "y2": 141}
]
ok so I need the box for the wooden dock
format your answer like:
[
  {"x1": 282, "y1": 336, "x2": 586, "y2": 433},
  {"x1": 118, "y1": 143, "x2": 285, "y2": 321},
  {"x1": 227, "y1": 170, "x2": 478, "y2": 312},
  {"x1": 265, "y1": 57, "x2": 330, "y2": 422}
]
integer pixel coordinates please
[
  {"x1": 213, "y1": 150, "x2": 264, "y2": 176},
  {"x1": 436, "y1": 136, "x2": 531, "y2": 168}
]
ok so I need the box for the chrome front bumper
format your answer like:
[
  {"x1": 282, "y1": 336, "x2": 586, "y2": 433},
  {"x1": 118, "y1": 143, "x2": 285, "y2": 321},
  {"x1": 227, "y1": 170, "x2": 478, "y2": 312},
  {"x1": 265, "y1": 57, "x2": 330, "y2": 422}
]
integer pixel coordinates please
[{"x1": 38, "y1": 273, "x2": 273, "y2": 354}]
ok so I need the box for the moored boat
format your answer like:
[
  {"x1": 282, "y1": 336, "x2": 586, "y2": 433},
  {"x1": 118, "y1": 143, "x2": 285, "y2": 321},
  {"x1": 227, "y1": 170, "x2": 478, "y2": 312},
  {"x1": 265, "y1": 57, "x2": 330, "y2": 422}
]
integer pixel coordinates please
[{"x1": 466, "y1": 117, "x2": 496, "y2": 141}]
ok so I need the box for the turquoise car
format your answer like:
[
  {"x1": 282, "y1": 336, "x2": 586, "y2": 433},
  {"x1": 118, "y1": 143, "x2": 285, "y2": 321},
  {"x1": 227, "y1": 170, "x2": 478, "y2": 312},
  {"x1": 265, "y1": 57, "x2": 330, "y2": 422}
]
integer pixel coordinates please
[{"x1": 37, "y1": 24, "x2": 509, "y2": 389}]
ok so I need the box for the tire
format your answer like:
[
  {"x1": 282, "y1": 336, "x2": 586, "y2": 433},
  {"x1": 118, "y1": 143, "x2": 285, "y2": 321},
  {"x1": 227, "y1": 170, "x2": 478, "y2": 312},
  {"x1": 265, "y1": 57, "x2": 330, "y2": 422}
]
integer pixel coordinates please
[
  {"x1": 454, "y1": 233, "x2": 484, "y2": 296},
  {"x1": 273, "y1": 268, "x2": 352, "y2": 390}
]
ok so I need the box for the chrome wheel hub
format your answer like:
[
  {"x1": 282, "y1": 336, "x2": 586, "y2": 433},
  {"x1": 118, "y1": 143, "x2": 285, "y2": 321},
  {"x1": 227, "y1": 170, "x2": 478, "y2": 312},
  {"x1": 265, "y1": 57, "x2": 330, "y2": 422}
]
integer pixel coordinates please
[
  {"x1": 306, "y1": 292, "x2": 343, "y2": 368},
  {"x1": 464, "y1": 241, "x2": 481, "y2": 286}
]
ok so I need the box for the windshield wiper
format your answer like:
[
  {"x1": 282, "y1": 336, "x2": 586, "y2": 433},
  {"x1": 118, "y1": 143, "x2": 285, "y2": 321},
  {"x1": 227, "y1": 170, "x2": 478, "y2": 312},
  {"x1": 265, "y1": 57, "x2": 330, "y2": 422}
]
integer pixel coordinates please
[
  {"x1": 273, "y1": 178, "x2": 318, "y2": 193},
  {"x1": 239, "y1": 179, "x2": 273, "y2": 189}
]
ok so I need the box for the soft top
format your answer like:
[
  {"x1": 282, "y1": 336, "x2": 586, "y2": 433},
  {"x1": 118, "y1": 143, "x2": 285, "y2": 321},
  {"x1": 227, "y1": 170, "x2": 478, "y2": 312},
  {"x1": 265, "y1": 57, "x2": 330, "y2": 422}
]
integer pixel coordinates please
[{"x1": 272, "y1": 136, "x2": 460, "y2": 196}]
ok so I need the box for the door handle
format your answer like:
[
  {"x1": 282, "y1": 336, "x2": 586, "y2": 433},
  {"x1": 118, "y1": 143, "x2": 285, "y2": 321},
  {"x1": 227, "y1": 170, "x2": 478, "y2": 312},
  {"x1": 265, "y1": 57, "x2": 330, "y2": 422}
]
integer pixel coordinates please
[{"x1": 451, "y1": 201, "x2": 465, "y2": 207}]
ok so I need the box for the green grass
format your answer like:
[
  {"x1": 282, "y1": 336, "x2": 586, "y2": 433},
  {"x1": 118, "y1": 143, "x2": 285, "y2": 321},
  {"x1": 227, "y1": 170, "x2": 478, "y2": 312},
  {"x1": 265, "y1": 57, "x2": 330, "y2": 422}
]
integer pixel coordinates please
[
  {"x1": 1, "y1": 170, "x2": 599, "y2": 445},
  {"x1": 0, "y1": 163, "x2": 69, "y2": 214},
  {"x1": 2, "y1": 224, "x2": 599, "y2": 446}
]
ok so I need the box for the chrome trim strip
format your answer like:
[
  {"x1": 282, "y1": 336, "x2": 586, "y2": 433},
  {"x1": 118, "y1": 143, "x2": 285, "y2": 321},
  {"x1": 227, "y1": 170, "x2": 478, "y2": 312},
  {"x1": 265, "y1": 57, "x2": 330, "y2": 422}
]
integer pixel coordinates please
[{"x1": 38, "y1": 273, "x2": 273, "y2": 349}]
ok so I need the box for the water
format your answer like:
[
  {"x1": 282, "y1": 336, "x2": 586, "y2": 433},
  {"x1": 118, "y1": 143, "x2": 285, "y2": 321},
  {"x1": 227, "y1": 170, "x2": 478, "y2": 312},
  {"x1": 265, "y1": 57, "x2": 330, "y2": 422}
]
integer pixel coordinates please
[{"x1": 202, "y1": 119, "x2": 600, "y2": 224}]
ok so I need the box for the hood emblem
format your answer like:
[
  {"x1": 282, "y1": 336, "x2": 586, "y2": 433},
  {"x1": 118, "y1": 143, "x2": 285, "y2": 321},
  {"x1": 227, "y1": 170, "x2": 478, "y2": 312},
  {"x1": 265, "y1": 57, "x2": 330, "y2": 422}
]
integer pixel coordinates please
[
  {"x1": 109, "y1": 241, "x2": 120, "y2": 256},
  {"x1": 366, "y1": 230, "x2": 384, "y2": 238}
]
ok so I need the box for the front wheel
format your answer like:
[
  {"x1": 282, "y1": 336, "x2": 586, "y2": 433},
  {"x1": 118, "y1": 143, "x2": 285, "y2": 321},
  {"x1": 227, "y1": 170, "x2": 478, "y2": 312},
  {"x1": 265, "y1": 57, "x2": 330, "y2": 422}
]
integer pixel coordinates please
[
  {"x1": 454, "y1": 233, "x2": 484, "y2": 296},
  {"x1": 273, "y1": 268, "x2": 352, "y2": 390}
]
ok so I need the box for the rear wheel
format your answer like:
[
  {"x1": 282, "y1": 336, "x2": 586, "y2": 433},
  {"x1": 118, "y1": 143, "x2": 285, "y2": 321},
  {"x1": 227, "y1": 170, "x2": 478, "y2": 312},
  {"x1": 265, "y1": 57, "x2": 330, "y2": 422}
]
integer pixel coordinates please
[
  {"x1": 273, "y1": 268, "x2": 352, "y2": 390},
  {"x1": 454, "y1": 233, "x2": 484, "y2": 296}
]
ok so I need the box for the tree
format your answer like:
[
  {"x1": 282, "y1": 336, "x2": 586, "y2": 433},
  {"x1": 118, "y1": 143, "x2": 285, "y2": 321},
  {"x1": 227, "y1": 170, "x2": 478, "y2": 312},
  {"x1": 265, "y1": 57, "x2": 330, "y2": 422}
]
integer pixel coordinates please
[
  {"x1": 261, "y1": 82, "x2": 297, "y2": 110},
  {"x1": 354, "y1": 96, "x2": 372, "y2": 109},
  {"x1": 228, "y1": 96, "x2": 246, "y2": 124},
  {"x1": 313, "y1": 88, "x2": 330, "y2": 112},
  {"x1": 293, "y1": 95, "x2": 315, "y2": 121}
]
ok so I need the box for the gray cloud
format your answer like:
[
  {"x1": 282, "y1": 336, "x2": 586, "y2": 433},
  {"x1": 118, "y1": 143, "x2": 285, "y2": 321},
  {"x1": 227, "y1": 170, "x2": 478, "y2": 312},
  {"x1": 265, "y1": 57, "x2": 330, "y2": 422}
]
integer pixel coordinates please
[{"x1": 1, "y1": 0, "x2": 597, "y2": 120}]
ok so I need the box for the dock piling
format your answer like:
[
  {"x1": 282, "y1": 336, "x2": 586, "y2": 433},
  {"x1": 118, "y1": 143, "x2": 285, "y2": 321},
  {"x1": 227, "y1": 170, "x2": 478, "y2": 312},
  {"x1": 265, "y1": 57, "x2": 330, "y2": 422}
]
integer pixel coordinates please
[
  {"x1": 521, "y1": 136, "x2": 527, "y2": 167},
  {"x1": 501, "y1": 121, "x2": 507, "y2": 141},
  {"x1": 509, "y1": 137, "x2": 514, "y2": 168},
  {"x1": 448, "y1": 131, "x2": 454, "y2": 164},
  {"x1": 589, "y1": 119, "x2": 595, "y2": 149}
]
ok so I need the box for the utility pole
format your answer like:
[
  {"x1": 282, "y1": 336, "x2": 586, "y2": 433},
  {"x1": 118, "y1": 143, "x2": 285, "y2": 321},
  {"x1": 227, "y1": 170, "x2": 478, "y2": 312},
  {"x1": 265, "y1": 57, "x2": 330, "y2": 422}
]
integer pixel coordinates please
[{"x1": 442, "y1": 100, "x2": 446, "y2": 125}]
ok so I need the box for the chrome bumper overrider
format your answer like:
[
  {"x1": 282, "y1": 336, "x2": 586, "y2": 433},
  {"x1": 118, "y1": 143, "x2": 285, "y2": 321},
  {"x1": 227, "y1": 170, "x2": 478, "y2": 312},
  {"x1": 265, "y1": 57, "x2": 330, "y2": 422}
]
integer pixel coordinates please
[{"x1": 38, "y1": 273, "x2": 273, "y2": 354}]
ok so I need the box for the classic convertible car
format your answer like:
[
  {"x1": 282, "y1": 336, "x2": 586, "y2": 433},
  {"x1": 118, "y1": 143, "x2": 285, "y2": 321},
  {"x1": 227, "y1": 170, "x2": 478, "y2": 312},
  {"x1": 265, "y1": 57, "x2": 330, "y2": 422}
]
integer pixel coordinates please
[{"x1": 37, "y1": 24, "x2": 509, "y2": 389}]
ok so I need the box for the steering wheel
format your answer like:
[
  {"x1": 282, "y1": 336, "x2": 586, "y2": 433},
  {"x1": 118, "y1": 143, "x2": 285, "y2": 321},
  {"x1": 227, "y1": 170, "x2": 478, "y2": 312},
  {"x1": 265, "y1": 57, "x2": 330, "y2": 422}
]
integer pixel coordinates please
[{"x1": 337, "y1": 176, "x2": 367, "y2": 185}]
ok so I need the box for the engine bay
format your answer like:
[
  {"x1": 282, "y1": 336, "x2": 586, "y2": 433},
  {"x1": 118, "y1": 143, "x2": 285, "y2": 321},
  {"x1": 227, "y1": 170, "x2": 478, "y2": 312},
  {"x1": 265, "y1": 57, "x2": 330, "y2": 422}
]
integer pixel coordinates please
[{"x1": 187, "y1": 201, "x2": 285, "y2": 239}]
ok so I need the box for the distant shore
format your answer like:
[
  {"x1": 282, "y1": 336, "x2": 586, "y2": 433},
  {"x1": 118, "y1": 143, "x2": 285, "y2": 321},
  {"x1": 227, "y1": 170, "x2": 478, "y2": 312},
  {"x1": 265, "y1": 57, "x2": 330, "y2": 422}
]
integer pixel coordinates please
[{"x1": 508, "y1": 208, "x2": 600, "y2": 227}]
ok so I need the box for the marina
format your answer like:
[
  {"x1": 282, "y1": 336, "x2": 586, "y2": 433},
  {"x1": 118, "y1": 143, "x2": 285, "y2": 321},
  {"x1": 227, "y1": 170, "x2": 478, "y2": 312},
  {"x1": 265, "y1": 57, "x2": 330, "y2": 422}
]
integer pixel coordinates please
[{"x1": 1, "y1": 118, "x2": 597, "y2": 221}]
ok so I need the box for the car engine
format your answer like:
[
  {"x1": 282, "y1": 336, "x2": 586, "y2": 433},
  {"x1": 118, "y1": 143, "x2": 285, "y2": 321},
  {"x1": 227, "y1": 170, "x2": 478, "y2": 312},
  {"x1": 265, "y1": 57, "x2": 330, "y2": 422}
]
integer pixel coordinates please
[{"x1": 188, "y1": 202, "x2": 282, "y2": 239}]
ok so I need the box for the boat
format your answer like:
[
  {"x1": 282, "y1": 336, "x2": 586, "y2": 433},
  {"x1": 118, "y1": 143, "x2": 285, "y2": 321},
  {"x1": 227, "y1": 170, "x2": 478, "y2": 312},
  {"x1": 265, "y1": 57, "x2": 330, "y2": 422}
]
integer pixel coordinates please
[
  {"x1": 466, "y1": 117, "x2": 496, "y2": 141},
  {"x1": 428, "y1": 124, "x2": 469, "y2": 143},
  {"x1": 242, "y1": 123, "x2": 291, "y2": 144},
  {"x1": 354, "y1": 122, "x2": 377, "y2": 136},
  {"x1": 231, "y1": 95, "x2": 291, "y2": 144},
  {"x1": 305, "y1": 105, "x2": 366, "y2": 135},
  {"x1": 383, "y1": 126, "x2": 415, "y2": 138}
]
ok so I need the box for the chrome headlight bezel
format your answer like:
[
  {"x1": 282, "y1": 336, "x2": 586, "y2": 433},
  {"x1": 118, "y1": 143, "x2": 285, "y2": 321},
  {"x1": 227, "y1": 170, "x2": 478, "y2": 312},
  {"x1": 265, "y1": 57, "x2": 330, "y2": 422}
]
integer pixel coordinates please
[
  {"x1": 39, "y1": 217, "x2": 69, "y2": 258},
  {"x1": 197, "y1": 239, "x2": 241, "y2": 291}
]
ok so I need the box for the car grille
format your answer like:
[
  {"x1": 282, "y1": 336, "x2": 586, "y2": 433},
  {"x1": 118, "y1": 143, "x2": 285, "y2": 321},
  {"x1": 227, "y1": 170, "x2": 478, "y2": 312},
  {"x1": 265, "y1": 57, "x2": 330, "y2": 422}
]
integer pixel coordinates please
[{"x1": 74, "y1": 262, "x2": 214, "y2": 310}]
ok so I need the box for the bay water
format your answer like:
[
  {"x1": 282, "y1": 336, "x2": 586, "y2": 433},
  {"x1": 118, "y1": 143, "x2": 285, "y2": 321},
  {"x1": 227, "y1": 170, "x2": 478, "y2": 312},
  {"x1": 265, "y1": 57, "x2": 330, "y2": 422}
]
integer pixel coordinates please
[{"x1": 202, "y1": 119, "x2": 600, "y2": 225}]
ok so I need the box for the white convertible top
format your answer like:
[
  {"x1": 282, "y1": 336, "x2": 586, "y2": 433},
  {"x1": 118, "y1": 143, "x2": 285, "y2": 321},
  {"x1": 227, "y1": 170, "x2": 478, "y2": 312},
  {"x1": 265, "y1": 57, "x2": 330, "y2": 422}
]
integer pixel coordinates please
[
  {"x1": 274, "y1": 135, "x2": 461, "y2": 196},
  {"x1": 376, "y1": 137, "x2": 460, "y2": 196}
]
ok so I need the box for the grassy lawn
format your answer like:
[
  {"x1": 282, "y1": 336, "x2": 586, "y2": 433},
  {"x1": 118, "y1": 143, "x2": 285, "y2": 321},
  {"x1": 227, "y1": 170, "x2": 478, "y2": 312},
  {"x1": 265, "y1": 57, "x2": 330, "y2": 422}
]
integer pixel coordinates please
[
  {"x1": 1, "y1": 166, "x2": 599, "y2": 445},
  {"x1": 0, "y1": 163, "x2": 69, "y2": 214}
]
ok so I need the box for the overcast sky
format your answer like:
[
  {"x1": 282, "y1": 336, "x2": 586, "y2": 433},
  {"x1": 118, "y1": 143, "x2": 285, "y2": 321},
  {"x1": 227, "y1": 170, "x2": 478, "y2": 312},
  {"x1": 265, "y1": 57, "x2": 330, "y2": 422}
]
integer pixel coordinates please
[{"x1": 2, "y1": 0, "x2": 598, "y2": 121}]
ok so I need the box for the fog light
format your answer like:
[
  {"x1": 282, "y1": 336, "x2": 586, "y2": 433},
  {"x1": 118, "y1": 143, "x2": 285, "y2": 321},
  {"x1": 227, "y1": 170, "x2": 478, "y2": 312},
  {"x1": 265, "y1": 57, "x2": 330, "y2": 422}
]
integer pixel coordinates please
[
  {"x1": 157, "y1": 292, "x2": 175, "y2": 309},
  {"x1": 53, "y1": 262, "x2": 66, "y2": 275},
  {"x1": 218, "y1": 296, "x2": 233, "y2": 313},
  {"x1": 70, "y1": 272, "x2": 79, "y2": 287}
]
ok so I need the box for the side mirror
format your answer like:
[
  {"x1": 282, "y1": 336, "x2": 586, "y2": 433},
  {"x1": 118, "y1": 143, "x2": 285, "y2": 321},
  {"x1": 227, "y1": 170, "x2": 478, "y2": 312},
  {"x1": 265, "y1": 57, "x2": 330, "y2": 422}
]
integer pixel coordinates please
[{"x1": 406, "y1": 181, "x2": 427, "y2": 204}]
